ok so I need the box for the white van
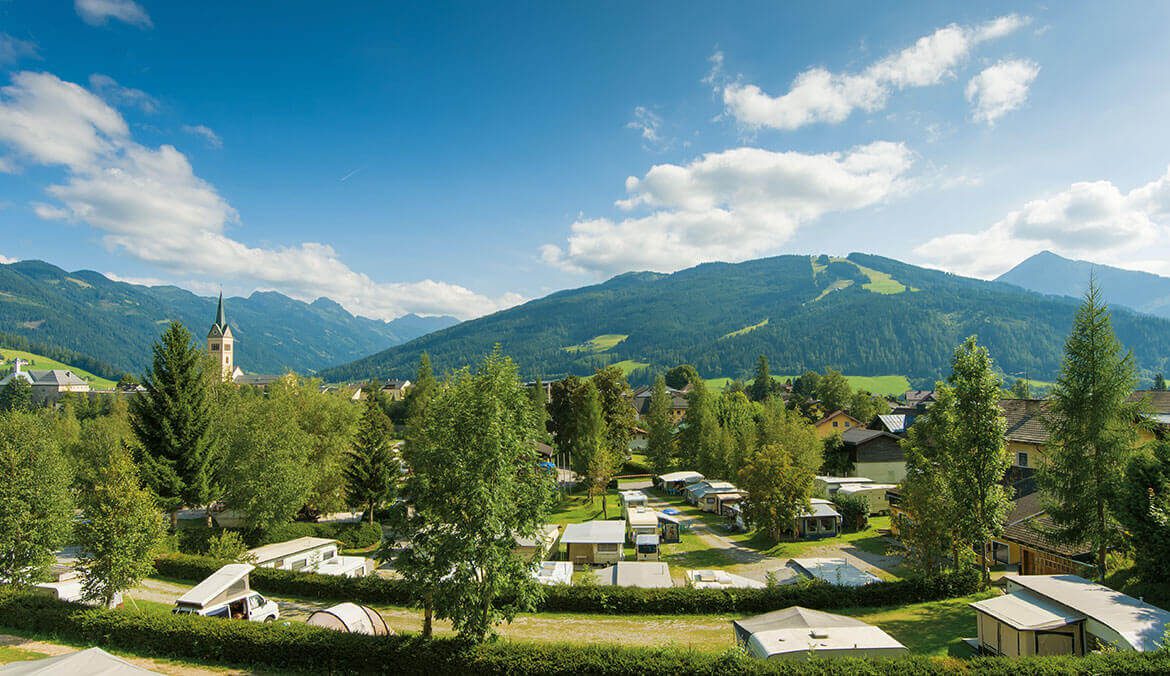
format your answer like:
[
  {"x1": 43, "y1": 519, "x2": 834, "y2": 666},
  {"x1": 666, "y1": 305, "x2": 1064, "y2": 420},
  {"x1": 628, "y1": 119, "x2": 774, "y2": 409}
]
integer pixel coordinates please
[{"x1": 172, "y1": 563, "x2": 279, "y2": 622}]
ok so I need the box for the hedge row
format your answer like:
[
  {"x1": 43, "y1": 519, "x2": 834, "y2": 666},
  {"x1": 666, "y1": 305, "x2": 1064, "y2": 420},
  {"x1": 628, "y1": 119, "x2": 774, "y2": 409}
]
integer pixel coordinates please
[
  {"x1": 2, "y1": 592, "x2": 1169, "y2": 675},
  {"x1": 154, "y1": 554, "x2": 981, "y2": 615},
  {"x1": 255, "y1": 521, "x2": 383, "y2": 549}
]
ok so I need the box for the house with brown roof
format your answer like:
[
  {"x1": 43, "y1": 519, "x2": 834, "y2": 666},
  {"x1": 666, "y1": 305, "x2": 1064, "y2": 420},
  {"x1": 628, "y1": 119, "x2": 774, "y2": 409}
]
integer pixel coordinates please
[
  {"x1": 1000, "y1": 398, "x2": 1050, "y2": 484},
  {"x1": 631, "y1": 384, "x2": 689, "y2": 424}
]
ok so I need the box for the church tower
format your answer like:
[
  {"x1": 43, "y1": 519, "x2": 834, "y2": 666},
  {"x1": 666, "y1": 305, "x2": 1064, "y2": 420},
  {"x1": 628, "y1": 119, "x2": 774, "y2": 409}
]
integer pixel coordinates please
[{"x1": 207, "y1": 292, "x2": 235, "y2": 380}]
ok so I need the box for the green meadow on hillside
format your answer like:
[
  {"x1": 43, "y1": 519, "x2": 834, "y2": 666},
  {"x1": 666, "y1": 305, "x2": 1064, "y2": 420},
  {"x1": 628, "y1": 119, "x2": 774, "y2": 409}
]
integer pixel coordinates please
[
  {"x1": 563, "y1": 334, "x2": 629, "y2": 354},
  {"x1": 705, "y1": 373, "x2": 910, "y2": 397}
]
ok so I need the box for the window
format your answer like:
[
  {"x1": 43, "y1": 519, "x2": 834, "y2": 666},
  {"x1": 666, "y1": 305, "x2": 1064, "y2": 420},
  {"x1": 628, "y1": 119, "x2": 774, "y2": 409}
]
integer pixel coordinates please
[
  {"x1": 290, "y1": 558, "x2": 308, "y2": 571},
  {"x1": 1017, "y1": 452, "x2": 1029, "y2": 468},
  {"x1": 224, "y1": 344, "x2": 231, "y2": 351},
  {"x1": 844, "y1": 421, "x2": 851, "y2": 427},
  {"x1": 211, "y1": 344, "x2": 220, "y2": 351},
  {"x1": 596, "y1": 543, "x2": 619, "y2": 553},
  {"x1": 832, "y1": 421, "x2": 839, "y2": 427}
]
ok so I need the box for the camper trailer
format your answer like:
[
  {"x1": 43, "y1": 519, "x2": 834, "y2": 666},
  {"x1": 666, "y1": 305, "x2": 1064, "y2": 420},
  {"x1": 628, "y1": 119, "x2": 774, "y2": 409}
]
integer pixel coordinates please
[{"x1": 172, "y1": 564, "x2": 279, "y2": 622}]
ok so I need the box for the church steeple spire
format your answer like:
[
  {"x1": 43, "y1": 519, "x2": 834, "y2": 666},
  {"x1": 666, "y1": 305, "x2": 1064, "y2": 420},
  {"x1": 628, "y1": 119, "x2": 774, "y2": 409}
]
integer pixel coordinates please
[
  {"x1": 207, "y1": 290, "x2": 235, "y2": 380},
  {"x1": 215, "y1": 291, "x2": 227, "y2": 331}
]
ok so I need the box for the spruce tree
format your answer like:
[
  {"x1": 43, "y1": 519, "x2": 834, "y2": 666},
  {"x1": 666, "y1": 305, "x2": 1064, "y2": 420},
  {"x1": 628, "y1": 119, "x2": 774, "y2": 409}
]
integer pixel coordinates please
[
  {"x1": 898, "y1": 386, "x2": 961, "y2": 576},
  {"x1": 646, "y1": 375, "x2": 674, "y2": 475},
  {"x1": 593, "y1": 365, "x2": 636, "y2": 459},
  {"x1": 1039, "y1": 281, "x2": 1141, "y2": 580},
  {"x1": 529, "y1": 377, "x2": 550, "y2": 441},
  {"x1": 0, "y1": 377, "x2": 32, "y2": 412},
  {"x1": 749, "y1": 355, "x2": 773, "y2": 402},
  {"x1": 679, "y1": 378, "x2": 719, "y2": 476},
  {"x1": 1155, "y1": 373, "x2": 1167, "y2": 391},
  {"x1": 405, "y1": 352, "x2": 437, "y2": 423},
  {"x1": 130, "y1": 321, "x2": 216, "y2": 514},
  {"x1": 345, "y1": 390, "x2": 399, "y2": 524}
]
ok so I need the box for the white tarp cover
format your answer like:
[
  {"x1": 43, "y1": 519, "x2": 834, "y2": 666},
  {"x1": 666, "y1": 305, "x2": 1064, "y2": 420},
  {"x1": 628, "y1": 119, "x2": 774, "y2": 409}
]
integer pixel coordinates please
[
  {"x1": 533, "y1": 561, "x2": 573, "y2": 585},
  {"x1": 176, "y1": 563, "x2": 253, "y2": 608},
  {"x1": 686, "y1": 569, "x2": 765, "y2": 589},
  {"x1": 0, "y1": 648, "x2": 161, "y2": 675},
  {"x1": 787, "y1": 558, "x2": 880, "y2": 587},
  {"x1": 306, "y1": 603, "x2": 391, "y2": 635}
]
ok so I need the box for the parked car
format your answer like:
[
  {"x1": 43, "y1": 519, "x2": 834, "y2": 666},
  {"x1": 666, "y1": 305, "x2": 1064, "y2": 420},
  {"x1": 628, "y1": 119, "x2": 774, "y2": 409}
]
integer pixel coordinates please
[{"x1": 172, "y1": 563, "x2": 279, "y2": 622}]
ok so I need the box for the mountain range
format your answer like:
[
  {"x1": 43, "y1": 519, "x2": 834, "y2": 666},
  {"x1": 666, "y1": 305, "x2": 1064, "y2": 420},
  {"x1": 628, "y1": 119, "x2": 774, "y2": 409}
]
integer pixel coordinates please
[
  {"x1": 321, "y1": 253, "x2": 1170, "y2": 387},
  {"x1": 0, "y1": 260, "x2": 458, "y2": 377},
  {"x1": 997, "y1": 251, "x2": 1170, "y2": 320}
]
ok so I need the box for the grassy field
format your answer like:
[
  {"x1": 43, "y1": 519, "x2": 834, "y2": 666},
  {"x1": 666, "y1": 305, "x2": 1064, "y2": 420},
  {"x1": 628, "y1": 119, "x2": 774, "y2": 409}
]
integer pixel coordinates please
[
  {"x1": 721, "y1": 319, "x2": 769, "y2": 340},
  {"x1": 706, "y1": 374, "x2": 909, "y2": 396},
  {"x1": 609, "y1": 359, "x2": 650, "y2": 375},
  {"x1": 839, "y1": 590, "x2": 996, "y2": 656},
  {"x1": 0, "y1": 645, "x2": 49, "y2": 665},
  {"x1": 814, "y1": 278, "x2": 855, "y2": 301},
  {"x1": 548, "y1": 488, "x2": 625, "y2": 524},
  {"x1": 0, "y1": 347, "x2": 117, "y2": 389},
  {"x1": 563, "y1": 334, "x2": 628, "y2": 354},
  {"x1": 855, "y1": 263, "x2": 907, "y2": 295}
]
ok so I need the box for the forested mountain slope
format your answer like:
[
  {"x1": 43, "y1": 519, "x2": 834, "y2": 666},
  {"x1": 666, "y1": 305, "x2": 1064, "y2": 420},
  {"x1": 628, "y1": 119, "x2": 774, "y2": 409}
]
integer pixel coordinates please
[
  {"x1": 322, "y1": 253, "x2": 1170, "y2": 386},
  {"x1": 0, "y1": 260, "x2": 457, "y2": 377},
  {"x1": 997, "y1": 250, "x2": 1170, "y2": 320}
]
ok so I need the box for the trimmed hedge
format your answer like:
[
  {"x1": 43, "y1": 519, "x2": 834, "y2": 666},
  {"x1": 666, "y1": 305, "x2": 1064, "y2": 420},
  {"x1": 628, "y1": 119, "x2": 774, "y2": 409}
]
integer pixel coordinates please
[
  {"x1": 154, "y1": 554, "x2": 980, "y2": 615},
  {"x1": 2, "y1": 592, "x2": 1169, "y2": 674},
  {"x1": 255, "y1": 521, "x2": 383, "y2": 550}
]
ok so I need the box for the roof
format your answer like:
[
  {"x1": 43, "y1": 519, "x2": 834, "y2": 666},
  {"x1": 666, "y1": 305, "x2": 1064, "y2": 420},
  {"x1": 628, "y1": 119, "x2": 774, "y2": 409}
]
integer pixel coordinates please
[
  {"x1": 1001, "y1": 513, "x2": 1091, "y2": 558},
  {"x1": 560, "y1": 520, "x2": 625, "y2": 544},
  {"x1": 686, "y1": 569, "x2": 765, "y2": 589},
  {"x1": 734, "y1": 606, "x2": 868, "y2": 635},
  {"x1": 176, "y1": 563, "x2": 254, "y2": 607},
  {"x1": 815, "y1": 410, "x2": 862, "y2": 426},
  {"x1": 1000, "y1": 398, "x2": 1050, "y2": 445},
  {"x1": 971, "y1": 591, "x2": 1085, "y2": 631},
  {"x1": 1132, "y1": 390, "x2": 1170, "y2": 415},
  {"x1": 0, "y1": 648, "x2": 162, "y2": 675},
  {"x1": 835, "y1": 483, "x2": 897, "y2": 495},
  {"x1": 626, "y1": 507, "x2": 659, "y2": 526},
  {"x1": 1005, "y1": 491, "x2": 1045, "y2": 525},
  {"x1": 1005, "y1": 574, "x2": 1170, "y2": 651},
  {"x1": 207, "y1": 292, "x2": 231, "y2": 339},
  {"x1": 594, "y1": 561, "x2": 673, "y2": 588},
  {"x1": 874, "y1": 414, "x2": 906, "y2": 434},
  {"x1": 747, "y1": 625, "x2": 906, "y2": 658},
  {"x1": 816, "y1": 476, "x2": 873, "y2": 486},
  {"x1": 247, "y1": 537, "x2": 337, "y2": 565},
  {"x1": 840, "y1": 427, "x2": 900, "y2": 445},
  {"x1": 514, "y1": 524, "x2": 559, "y2": 549},
  {"x1": 634, "y1": 534, "x2": 659, "y2": 546},
  {"x1": 658, "y1": 471, "x2": 703, "y2": 483},
  {"x1": 0, "y1": 369, "x2": 90, "y2": 387},
  {"x1": 787, "y1": 558, "x2": 880, "y2": 587},
  {"x1": 803, "y1": 499, "x2": 842, "y2": 519}
]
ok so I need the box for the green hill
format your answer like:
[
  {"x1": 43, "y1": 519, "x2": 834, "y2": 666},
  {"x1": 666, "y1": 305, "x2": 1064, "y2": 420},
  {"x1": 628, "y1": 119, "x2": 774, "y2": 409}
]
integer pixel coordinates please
[
  {"x1": 0, "y1": 260, "x2": 458, "y2": 377},
  {"x1": 0, "y1": 347, "x2": 117, "y2": 389},
  {"x1": 321, "y1": 253, "x2": 1170, "y2": 386}
]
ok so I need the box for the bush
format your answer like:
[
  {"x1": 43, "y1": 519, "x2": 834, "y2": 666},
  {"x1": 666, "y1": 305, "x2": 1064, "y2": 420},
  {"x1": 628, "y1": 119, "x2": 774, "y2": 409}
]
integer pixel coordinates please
[
  {"x1": 2, "y1": 590, "x2": 1170, "y2": 674},
  {"x1": 252, "y1": 521, "x2": 383, "y2": 550},
  {"x1": 833, "y1": 493, "x2": 870, "y2": 532},
  {"x1": 154, "y1": 554, "x2": 980, "y2": 615}
]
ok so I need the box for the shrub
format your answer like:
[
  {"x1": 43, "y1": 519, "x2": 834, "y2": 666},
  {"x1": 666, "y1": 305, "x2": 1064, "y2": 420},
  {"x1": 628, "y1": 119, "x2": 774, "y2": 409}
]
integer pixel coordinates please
[
  {"x1": 154, "y1": 554, "x2": 980, "y2": 615},
  {"x1": 2, "y1": 590, "x2": 1170, "y2": 674},
  {"x1": 206, "y1": 531, "x2": 252, "y2": 562},
  {"x1": 833, "y1": 493, "x2": 870, "y2": 532}
]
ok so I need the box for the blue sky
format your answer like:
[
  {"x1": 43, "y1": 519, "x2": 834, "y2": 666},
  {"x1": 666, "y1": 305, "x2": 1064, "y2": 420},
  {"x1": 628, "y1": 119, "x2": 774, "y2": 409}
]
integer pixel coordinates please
[{"x1": 1, "y1": 1, "x2": 1169, "y2": 320}]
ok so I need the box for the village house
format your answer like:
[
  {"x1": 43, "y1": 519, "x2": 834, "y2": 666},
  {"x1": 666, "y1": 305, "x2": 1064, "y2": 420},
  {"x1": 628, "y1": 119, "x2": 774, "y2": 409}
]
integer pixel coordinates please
[
  {"x1": 868, "y1": 413, "x2": 907, "y2": 435},
  {"x1": 813, "y1": 410, "x2": 863, "y2": 438},
  {"x1": 631, "y1": 384, "x2": 689, "y2": 424},
  {"x1": 380, "y1": 379, "x2": 412, "y2": 401},
  {"x1": 0, "y1": 360, "x2": 90, "y2": 404},
  {"x1": 560, "y1": 520, "x2": 625, "y2": 566},
  {"x1": 971, "y1": 575, "x2": 1170, "y2": 656},
  {"x1": 840, "y1": 428, "x2": 906, "y2": 483}
]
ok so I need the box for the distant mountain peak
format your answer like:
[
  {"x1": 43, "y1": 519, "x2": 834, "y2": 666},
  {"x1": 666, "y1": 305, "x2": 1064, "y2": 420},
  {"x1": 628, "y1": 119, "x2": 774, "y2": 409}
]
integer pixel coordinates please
[{"x1": 998, "y1": 251, "x2": 1170, "y2": 319}]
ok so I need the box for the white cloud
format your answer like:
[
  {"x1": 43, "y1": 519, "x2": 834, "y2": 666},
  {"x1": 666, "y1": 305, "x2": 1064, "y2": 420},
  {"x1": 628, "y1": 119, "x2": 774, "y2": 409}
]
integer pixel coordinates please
[
  {"x1": 626, "y1": 106, "x2": 671, "y2": 151},
  {"x1": 966, "y1": 59, "x2": 1039, "y2": 125},
  {"x1": 0, "y1": 254, "x2": 16, "y2": 264},
  {"x1": 543, "y1": 141, "x2": 914, "y2": 275},
  {"x1": 75, "y1": 0, "x2": 153, "y2": 29},
  {"x1": 0, "y1": 71, "x2": 517, "y2": 320},
  {"x1": 721, "y1": 14, "x2": 1028, "y2": 130},
  {"x1": 914, "y1": 170, "x2": 1170, "y2": 278},
  {"x1": 88, "y1": 74, "x2": 159, "y2": 114},
  {"x1": 181, "y1": 124, "x2": 222, "y2": 149},
  {"x1": 0, "y1": 33, "x2": 38, "y2": 66}
]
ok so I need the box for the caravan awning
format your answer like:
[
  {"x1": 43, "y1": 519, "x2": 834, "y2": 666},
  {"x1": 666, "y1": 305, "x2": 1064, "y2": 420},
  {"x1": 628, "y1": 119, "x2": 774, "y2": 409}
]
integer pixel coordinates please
[{"x1": 971, "y1": 591, "x2": 1084, "y2": 631}]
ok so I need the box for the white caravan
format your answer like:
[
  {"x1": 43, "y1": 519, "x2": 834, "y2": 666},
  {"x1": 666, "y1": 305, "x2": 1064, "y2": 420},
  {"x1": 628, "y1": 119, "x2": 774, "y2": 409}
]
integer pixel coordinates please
[{"x1": 172, "y1": 563, "x2": 279, "y2": 622}]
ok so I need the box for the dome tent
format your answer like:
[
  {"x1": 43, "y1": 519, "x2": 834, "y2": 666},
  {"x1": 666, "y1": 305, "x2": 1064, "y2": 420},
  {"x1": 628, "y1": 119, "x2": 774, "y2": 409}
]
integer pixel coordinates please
[{"x1": 306, "y1": 602, "x2": 391, "y2": 635}]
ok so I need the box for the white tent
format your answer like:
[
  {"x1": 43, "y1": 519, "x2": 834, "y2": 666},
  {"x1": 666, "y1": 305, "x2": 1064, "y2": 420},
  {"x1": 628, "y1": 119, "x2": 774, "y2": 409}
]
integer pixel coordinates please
[
  {"x1": 0, "y1": 648, "x2": 161, "y2": 675},
  {"x1": 306, "y1": 603, "x2": 392, "y2": 635}
]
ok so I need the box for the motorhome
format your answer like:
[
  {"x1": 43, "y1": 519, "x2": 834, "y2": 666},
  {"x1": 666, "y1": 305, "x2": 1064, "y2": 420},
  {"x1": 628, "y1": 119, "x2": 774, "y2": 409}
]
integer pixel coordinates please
[{"x1": 172, "y1": 564, "x2": 279, "y2": 622}]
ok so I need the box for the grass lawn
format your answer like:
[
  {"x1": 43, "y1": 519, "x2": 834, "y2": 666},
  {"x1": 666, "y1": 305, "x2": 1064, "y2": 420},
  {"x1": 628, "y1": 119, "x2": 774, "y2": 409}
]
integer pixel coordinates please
[
  {"x1": 609, "y1": 359, "x2": 651, "y2": 376},
  {"x1": 562, "y1": 334, "x2": 628, "y2": 354},
  {"x1": 721, "y1": 319, "x2": 769, "y2": 340},
  {"x1": 0, "y1": 646, "x2": 48, "y2": 665},
  {"x1": 548, "y1": 488, "x2": 624, "y2": 525},
  {"x1": 837, "y1": 590, "x2": 998, "y2": 656},
  {"x1": 0, "y1": 347, "x2": 117, "y2": 389}
]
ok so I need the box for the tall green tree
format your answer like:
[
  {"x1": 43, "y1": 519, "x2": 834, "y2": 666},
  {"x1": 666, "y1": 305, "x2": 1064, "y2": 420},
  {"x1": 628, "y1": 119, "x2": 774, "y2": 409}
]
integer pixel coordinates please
[
  {"x1": 898, "y1": 387, "x2": 962, "y2": 576},
  {"x1": 946, "y1": 337, "x2": 1011, "y2": 585},
  {"x1": 405, "y1": 352, "x2": 437, "y2": 423},
  {"x1": 394, "y1": 348, "x2": 556, "y2": 641},
  {"x1": 529, "y1": 377, "x2": 550, "y2": 442},
  {"x1": 714, "y1": 390, "x2": 758, "y2": 478},
  {"x1": 1116, "y1": 441, "x2": 1170, "y2": 580},
  {"x1": 76, "y1": 438, "x2": 165, "y2": 607},
  {"x1": 345, "y1": 390, "x2": 399, "y2": 524},
  {"x1": 815, "y1": 369, "x2": 852, "y2": 413},
  {"x1": 1008, "y1": 378, "x2": 1032, "y2": 399},
  {"x1": 738, "y1": 404, "x2": 820, "y2": 541},
  {"x1": 272, "y1": 376, "x2": 360, "y2": 516},
  {"x1": 547, "y1": 375, "x2": 584, "y2": 467},
  {"x1": 1154, "y1": 373, "x2": 1167, "y2": 391},
  {"x1": 593, "y1": 365, "x2": 637, "y2": 457},
  {"x1": 218, "y1": 392, "x2": 314, "y2": 534},
  {"x1": 1039, "y1": 282, "x2": 1142, "y2": 580},
  {"x1": 664, "y1": 364, "x2": 700, "y2": 390},
  {"x1": 573, "y1": 380, "x2": 616, "y2": 516},
  {"x1": 848, "y1": 390, "x2": 889, "y2": 425},
  {"x1": 130, "y1": 321, "x2": 217, "y2": 514},
  {"x1": 0, "y1": 377, "x2": 32, "y2": 412},
  {"x1": 0, "y1": 411, "x2": 73, "y2": 585},
  {"x1": 678, "y1": 379, "x2": 720, "y2": 477},
  {"x1": 749, "y1": 355, "x2": 775, "y2": 402},
  {"x1": 645, "y1": 375, "x2": 674, "y2": 476},
  {"x1": 792, "y1": 370, "x2": 822, "y2": 401}
]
